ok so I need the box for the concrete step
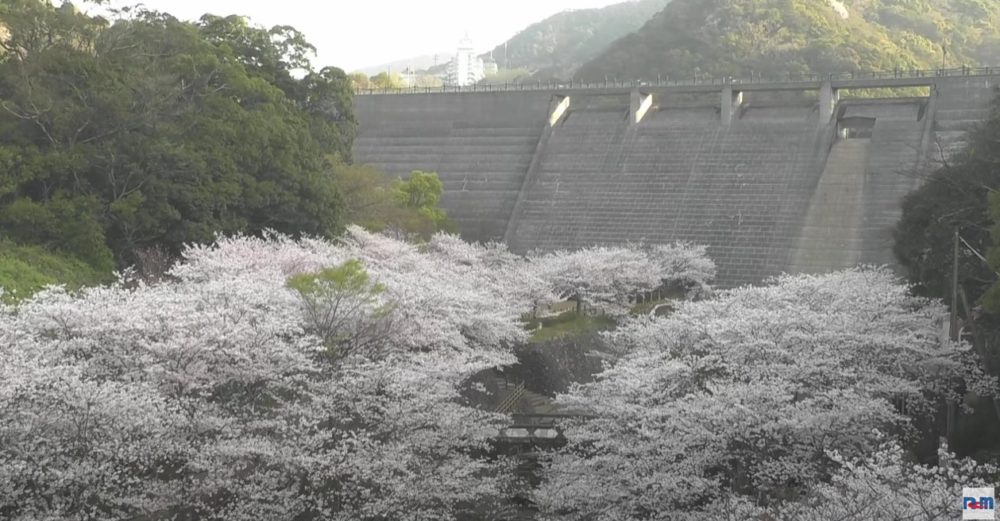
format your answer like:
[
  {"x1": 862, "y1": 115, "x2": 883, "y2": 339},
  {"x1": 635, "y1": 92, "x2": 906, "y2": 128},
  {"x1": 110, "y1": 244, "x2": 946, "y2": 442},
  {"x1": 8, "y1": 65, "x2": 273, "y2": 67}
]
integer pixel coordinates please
[
  {"x1": 935, "y1": 120, "x2": 978, "y2": 132},
  {"x1": 935, "y1": 108, "x2": 988, "y2": 121}
]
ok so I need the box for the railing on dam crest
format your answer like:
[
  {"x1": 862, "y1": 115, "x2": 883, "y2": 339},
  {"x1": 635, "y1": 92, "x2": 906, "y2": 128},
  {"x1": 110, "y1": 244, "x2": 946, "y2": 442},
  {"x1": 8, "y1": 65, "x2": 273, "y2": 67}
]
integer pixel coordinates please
[{"x1": 356, "y1": 66, "x2": 1000, "y2": 96}]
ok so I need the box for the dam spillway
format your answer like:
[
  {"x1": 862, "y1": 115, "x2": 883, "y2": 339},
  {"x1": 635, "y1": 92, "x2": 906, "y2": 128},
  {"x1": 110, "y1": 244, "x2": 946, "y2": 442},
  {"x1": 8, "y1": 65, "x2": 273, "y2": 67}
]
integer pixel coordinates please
[{"x1": 354, "y1": 70, "x2": 1000, "y2": 287}]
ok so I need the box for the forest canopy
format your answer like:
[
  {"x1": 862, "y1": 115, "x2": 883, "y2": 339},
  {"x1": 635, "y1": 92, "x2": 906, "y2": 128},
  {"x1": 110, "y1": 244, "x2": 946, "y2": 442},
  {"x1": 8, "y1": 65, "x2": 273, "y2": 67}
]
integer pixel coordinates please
[
  {"x1": 482, "y1": 0, "x2": 671, "y2": 81},
  {"x1": 0, "y1": 0, "x2": 356, "y2": 271},
  {"x1": 577, "y1": 0, "x2": 1000, "y2": 81}
]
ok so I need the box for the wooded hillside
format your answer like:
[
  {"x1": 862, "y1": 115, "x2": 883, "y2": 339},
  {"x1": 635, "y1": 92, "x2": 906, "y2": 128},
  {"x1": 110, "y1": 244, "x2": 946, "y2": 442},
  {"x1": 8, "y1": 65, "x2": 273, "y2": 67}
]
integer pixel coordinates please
[{"x1": 576, "y1": 0, "x2": 1000, "y2": 80}]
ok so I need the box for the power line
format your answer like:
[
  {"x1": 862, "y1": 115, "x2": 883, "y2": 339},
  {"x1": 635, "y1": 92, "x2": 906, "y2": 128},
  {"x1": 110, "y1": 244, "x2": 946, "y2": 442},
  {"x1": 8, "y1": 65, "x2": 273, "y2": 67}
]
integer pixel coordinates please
[{"x1": 958, "y1": 233, "x2": 1000, "y2": 278}]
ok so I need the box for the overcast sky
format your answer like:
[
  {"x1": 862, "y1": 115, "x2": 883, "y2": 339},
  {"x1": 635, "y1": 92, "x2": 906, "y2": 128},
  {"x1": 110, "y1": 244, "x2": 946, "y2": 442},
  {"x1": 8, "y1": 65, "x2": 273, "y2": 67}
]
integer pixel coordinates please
[{"x1": 90, "y1": 1, "x2": 624, "y2": 72}]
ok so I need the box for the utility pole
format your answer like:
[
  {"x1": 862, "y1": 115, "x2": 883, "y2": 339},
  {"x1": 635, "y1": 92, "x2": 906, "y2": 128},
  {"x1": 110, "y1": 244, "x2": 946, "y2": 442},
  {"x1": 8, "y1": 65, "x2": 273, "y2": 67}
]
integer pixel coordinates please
[
  {"x1": 946, "y1": 229, "x2": 960, "y2": 446},
  {"x1": 951, "y1": 229, "x2": 960, "y2": 342}
]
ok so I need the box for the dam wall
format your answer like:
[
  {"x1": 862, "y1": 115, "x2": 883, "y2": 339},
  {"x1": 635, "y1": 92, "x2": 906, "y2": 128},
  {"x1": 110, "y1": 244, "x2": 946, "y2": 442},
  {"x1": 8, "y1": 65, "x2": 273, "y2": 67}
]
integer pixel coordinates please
[
  {"x1": 854, "y1": 101, "x2": 929, "y2": 267},
  {"x1": 789, "y1": 137, "x2": 870, "y2": 274},
  {"x1": 353, "y1": 92, "x2": 552, "y2": 241},
  {"x1": 354, "y1": 72, "x2": 1000, "y2": 288},
  {"x1": 510, "y1": 102, "x2": 826, "y2": 285}
]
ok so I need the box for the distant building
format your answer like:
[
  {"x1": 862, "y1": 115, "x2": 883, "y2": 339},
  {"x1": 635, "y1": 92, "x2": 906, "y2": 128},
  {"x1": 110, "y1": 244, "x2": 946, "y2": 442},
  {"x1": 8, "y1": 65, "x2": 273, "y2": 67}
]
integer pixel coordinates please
[
  {"x1": 446, "y1": 37, "x2": 486, "y2": 86},
  {"x1": 483, "y1": 57, "x2": 498, "y2": 76}
]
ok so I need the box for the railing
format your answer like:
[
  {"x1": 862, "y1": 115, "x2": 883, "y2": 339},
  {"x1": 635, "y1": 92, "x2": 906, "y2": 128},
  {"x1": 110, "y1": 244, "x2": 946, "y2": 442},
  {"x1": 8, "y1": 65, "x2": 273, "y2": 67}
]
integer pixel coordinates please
[
  {"x1": 498, "y1": 413, "x2": 596, "y2": 442},
  {"x1": 494, "y1": 382, "x2": 526, "y2": 414},
  {"x1": 510, "y1": 412, "x2": 593, "y2": 427},
  {"x1": 356, "y1": 66, "x2": 1000, "y2": 96}
]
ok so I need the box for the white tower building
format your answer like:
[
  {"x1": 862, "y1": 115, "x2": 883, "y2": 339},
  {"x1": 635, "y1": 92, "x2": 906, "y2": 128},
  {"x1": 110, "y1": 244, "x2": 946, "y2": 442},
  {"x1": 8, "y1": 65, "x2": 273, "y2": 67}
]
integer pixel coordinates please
[{"x1": 446, "y1": 36, "x2": 485, "y2": 87}]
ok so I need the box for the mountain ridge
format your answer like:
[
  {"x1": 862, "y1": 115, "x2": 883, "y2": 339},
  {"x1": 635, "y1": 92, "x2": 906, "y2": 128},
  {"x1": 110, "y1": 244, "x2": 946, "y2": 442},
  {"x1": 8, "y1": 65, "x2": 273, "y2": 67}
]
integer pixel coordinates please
[
  {"x1": 576, "y1": 0, "x2": 1000, "y2": 81},
  {"x1": 483, "y1": 0, "x2": 671, "y2": 81}
]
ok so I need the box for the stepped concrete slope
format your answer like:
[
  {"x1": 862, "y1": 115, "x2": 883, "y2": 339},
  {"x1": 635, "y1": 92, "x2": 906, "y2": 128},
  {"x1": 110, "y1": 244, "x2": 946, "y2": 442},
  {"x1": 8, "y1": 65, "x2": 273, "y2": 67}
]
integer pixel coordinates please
[
  {"x1": 511, "y1": 104, "x2": 825, "y2": 285},
  {"x1": 790, "y1": 138, "x2": 870, "y2": 273},
  {"x1": 354, "y1": 72, "x2": 1000, "y2": 287},
  {"x1": 353, "y1": 92, "x2": 551, "y2": 241},
  {"x1": 855, "y1": 101, "x2": 929, "y2": 266}
]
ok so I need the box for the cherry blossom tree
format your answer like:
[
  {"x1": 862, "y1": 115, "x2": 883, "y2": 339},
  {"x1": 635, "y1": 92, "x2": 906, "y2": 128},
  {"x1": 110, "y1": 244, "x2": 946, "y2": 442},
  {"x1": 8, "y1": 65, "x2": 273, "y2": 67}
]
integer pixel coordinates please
[
  {"x1": 647, "y1": 243, "x2": 716, "y2": 299},
  {"x1": 340, "y1": 229, "x2": 531, "y2": 356},
  {"x1": 764, "y1": 441, "x2": 997, "y2": 521},
  {"x1": 668, "y1": 441, "x2": 998, "y2": 521},
  {"x1": 22, "y1": 230, "x2": 986, "y2": 521},
  {"x1": 528, "y1": 243, "x2": 716, "y2": 317},
  {"x1": 534, "y1": 268, "x2": 995, "y2": 520},
  {"x1": 0, "y1": 228, "x2": 532, "y2": 520},
  {"x1": 424, "y1": 233, "x2": 557, "y2": 315}
]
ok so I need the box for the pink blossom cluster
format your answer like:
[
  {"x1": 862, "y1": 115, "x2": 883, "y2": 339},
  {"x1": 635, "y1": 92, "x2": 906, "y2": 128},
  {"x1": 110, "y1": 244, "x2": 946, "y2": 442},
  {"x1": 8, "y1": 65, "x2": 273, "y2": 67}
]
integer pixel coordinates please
[
  {"x1": 536, "y1": 268, "x2": 996, "y2": 520},
  {"x1": 0, "y1": 228, "x2": 539, "y2": 520}
]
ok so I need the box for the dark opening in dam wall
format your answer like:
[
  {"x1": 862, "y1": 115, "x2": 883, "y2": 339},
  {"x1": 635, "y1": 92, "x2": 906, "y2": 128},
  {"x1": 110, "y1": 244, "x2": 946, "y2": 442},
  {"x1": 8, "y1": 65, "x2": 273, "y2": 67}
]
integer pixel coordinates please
[{"x1": 353, "y1": 71, "x2": 1000, "y2": 288}]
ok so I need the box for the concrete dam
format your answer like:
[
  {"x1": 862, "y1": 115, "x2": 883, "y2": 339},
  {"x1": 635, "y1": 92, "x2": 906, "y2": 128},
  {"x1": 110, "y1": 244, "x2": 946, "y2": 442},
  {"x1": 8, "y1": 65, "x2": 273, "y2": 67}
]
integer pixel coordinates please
[{"x1": 354, "y1": 70, "x2": 1000, "y2": 287}]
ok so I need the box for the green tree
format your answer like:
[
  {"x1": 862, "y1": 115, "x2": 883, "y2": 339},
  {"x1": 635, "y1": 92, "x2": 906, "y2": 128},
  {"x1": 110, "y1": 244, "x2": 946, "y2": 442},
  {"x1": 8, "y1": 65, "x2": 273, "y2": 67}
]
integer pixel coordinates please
[
  {"x1": 0, "y1": 195, "x2": 113, "y2": 272},
  {"x1": 333, "y1": 163, "x2": 399, "y2": 229},
  {"x1": 0, "y1": 1, "x2": 355, "y2": 268},
  {"x1": 369, "y1": 71, "x2": 405, "y2": 89},
  {"x1": 196, "y1": 14, "x2": 355, "y2": 162},
  {"x1": 349, "y1": 71, "x2": 371, "y2": 91},
  {"x1": 576, "y1": 0, "x2": 1000, "y2": 81},
  {"x1": 334, "y1": 165, "x2": 453, "y2": 238},
  {"x1": 978, "y1": 99, "x2": 1000, "y2": 312},
  {"x1": 0, "y1": 239, "x2": 110, "y2": 301},
  {"x1": 393, "y1": 170, "x2": 451, "y2": 234},
  {"x1": 895, "y1": 91, "x2": 1000, "y2": 460},
  {"x1": 287, "y1": 259, "x2": 395, "y2": 360},
  {"x1": 485, "y1": 0, "x2": 671, "y2": 81},
  {"x1": 896, "y1": 94, "x2": 1000, "y2": 308},
  {"x1": 411, "y1": 74, "x2": 443, "y2": 88},
  {"x1": 479, "y1": 68, "x2": 532, "y2": 85}
]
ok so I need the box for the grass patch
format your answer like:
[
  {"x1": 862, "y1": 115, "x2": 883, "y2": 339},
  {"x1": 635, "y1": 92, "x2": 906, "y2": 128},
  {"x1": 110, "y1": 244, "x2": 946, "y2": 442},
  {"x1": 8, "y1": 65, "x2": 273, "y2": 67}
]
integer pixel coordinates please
[
  {"x1": 631, "y1": 298, "x2": 677, "y2": 316},
  {"x1": 527, "y1": 311, "x2": 617, "y2": 343},
  {"x1": 524, "y1": 295, "x2": 683, "y2": 343},
  {"x1": 0, "y1": 241, "x2": 112, "y2": 301}
]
